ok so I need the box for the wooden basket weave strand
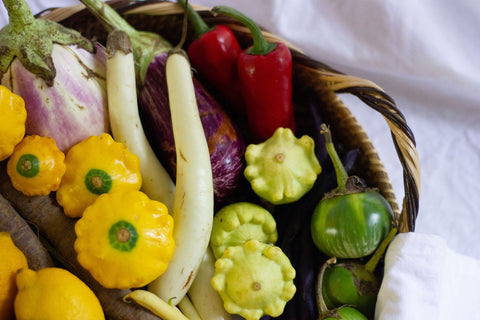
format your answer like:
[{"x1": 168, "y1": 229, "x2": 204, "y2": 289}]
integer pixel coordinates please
[{"x1": 36, "y1": 0, "x2": 421, "y2": 233}]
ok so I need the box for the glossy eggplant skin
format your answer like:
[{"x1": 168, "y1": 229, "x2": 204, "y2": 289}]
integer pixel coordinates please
[
  {"x1": 1, "y1": 44, "x2": 108, "y2": 152},
  {"x1": 311, "y1": 191, "x2": 393, "y2": 259},
  {"x1": 138, "y1": 53, "x2": 246, "y2": 204}
]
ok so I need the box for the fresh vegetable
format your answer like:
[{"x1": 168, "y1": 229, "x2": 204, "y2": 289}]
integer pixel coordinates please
[
  {"x1": 212, "y1": 6, "x2": 295, "y2": 142},
  {"x1": 106, "y1": 29, "x2": 175, "y2": 212},
  {"x1": 0, "y1": 84, "x2": 26, "y2": 161},
  {"x1": 0, "y1": 170, "x2": 163, "y2": 320},
  {"x1": 124, "y1": 290, "x2": 189, "y2": 320},
  {"x1": 321, "y1": 227, "x2": 397, "y2": 318},
  {"x1": 14, "y1": 267, "x2": 105, "y2": 320},
  {"x1": 187, "y1": 247, "x2": 233, "y2": 320},
  {"x1": 177, "y1": 297, "x2": 202, "y2": 320},
  {"x1": 177, "y1": 0, "x2": 244, "y2": 113},
  {"x1": 56, "y1": 133, "x2": 142, "y2": 218},
  {"x1": 0, "y1": 231, "x2": 28, "y2": 320},
  {"x1": 148, "y1": 47, "x2": 214, "y2": 305},
  {"x1": 74, "y1": 190, "x2": 175, "y2": 290},
  {"x1": 244, "y1": 127, "x2": 321, "y2": 205},
  {"x1": 311, "y1": 124, "x2": 393, "y2": 258},
  {"x1": 0, "y1": 192, "x2": 54, "y2": 270},
  {"x1": 79, "y1": 0, "x2": 246, "y2": 204},
  {"x1": 211, "y1": 239, "x2": 296, "y2": 320},
  {"x1": 316, "y1": 258, "x2": 367, "y2": 320},
  {"x1": 210, "y1": 202, "x2": 278, "y2": 259},
  {"x1": 6, "y1": 135, "x2": 65, "y2": 196},
  {"x1": 0, "y1": 0, "x2": 108, "y2": 152}
]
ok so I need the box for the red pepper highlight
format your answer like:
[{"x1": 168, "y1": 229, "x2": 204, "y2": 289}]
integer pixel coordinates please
[
  {"x1": 212, "y1": 6, "x2": 295, "y2": 143},
  {"x1": 179, "y1": 0, "x2": 244, "y2": 113}
]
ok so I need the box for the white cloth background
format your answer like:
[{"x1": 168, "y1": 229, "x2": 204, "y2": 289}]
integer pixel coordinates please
[{"x1": 1, "y1": 0, "x2": 479, "y2": 319}]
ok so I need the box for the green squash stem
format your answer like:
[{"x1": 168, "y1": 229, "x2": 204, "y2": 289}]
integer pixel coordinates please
[
  {"x1": 0, "y1": 0, "x2": 94, "y2": 85},
  {"x1": 78, "y1": 0, "x2": 172, "y2": 85}
]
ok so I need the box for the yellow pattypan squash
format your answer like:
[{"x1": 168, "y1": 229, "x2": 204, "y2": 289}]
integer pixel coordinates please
[
  {"x1": 0, "y1": 85, "x2": 26, "y2": 161},
  {"x1": 7, "y1": 135, "x2": 66, "y2": 196},
  {"x1": 56, "y1": 133, "x2": 142, "y2": 218},
  {"x1": 74, "y1": 190, "x2": 175, "y2": 290}
]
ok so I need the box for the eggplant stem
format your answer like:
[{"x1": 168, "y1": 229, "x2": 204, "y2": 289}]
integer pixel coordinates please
[
  {"x1": 316, "y1": 257, "x2": 337, "y2": 316},
  {"x1": 320, "y1": 124, "x2": 349, "y2": 193},
  {"x1": 365, "y1": 227, "x2": 398, "y2": 273}
]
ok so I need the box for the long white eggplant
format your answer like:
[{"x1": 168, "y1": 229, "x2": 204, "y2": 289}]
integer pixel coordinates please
[
  {"x1": 187, "y1": 247, "x2": 232, "y2": 320},
  {"x1": 124, "y1": 290, "x2": 189, "y2": 320},
  {"x1": 148, "y1": 49, "x2": 214, "y2": 305},
  {"x1": 105, "y1": 30, "x2": 175, "y2": 212}
]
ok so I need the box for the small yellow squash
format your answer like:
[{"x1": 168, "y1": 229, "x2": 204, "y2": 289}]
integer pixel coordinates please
[
  {"x1": 0, "y1": 85, "x2": 26, "y2": 161},
  {"x1": 7, "y1": 135, "x2": 66, "y2": 196},
  {"x1": 74, "y1": 190, "x2": 175, "y2": 290},
  {"x1": 56, "y1": 133, "x2": 142, "y2": 218}
]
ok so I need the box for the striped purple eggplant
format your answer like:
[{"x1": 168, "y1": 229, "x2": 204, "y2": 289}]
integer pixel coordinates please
[
  {"x1": 1, "y1": 44, "x2": 108, "y2": 151},
  {"x1": 79, "y1": 0, "x2": 246, "y2": 203},
  {"x1": 0, "y1": 0, "x2": 108, "y2": 151}
]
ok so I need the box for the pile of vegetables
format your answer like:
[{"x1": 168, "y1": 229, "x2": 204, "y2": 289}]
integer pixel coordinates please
[{"x1": 0, "y1": 0, "x2": 400, "y2": 319}]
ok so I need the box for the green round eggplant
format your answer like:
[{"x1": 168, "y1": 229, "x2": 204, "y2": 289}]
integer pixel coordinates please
[
  {"x1": 311, "y1": 190, "x2": 393, "y2": 258},
  {"x1": 321, "y1": 306, "x2": 368, "y2": 320},
  {"x1": 322, "y1": 261, "x2": 380, "y2": 318}
]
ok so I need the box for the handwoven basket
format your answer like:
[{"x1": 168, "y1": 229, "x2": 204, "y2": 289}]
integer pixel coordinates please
[{"x1": 35, "y1": 0, "x2": 420, "y2": 318}]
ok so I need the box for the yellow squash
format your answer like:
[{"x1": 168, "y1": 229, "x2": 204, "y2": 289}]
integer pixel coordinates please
[
  {"x1": 56, "y1": 133, "x2": 142, "y2": 218},
  {"x1": 7, "y1": 135, "x2": 66, "y2": 196},
  {"x1": 0, "y1": 85, "x2": 26, "y2": 161},
  {"x1": 74, "y1": 190, "x2": 175, "y2": 290}
]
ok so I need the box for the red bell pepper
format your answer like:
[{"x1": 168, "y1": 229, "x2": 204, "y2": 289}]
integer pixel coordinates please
[
  {"x1": 178, "y1": 0, "x2": 245, "y2": 113},
  {"x1": 212, "y1": 6, "x2": 295, "y2": 143}
]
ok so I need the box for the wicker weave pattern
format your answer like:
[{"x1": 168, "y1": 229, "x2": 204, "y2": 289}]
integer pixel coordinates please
[{"x1": 37, "y1": 0, "x2": 420, "y2": 233}]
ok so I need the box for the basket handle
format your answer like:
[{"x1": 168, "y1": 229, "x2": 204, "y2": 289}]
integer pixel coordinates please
[{"x1": 288, "y1": 54, "x2": 421, "y2": 233}]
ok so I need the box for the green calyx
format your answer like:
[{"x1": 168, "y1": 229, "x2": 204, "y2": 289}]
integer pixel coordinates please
[
  {"x1": 16, "y1": 153, "x2": 40, "y2": 178},
  {"x1": 108, "y1": 220, "x2": 138, "y2": 252},
  {"x1": 84, "y1": 168, "x2": 112, "y2": 195},
  {"x1": 0, "y1": 0, "x2": 94, "y2": 86},
  {"x1": 211, "y1": 5, "x2": 276, "y2": 55},
  {"x1": 78, "y1": 0, "x2": 171, "y2": 86}
]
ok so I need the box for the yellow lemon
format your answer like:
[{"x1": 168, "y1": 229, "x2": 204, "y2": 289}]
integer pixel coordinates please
[
  {"x1": 14, "y1": 267, "x2": 105, "y2": 320},
  {"x1": 0, "y1": 232, "x2": 28, "y2": 320}
]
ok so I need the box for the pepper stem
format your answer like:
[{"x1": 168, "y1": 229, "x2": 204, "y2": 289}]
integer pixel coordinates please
[
  {"x1": 78, "y1": 0, "x2": 172, "y2": 86},
  {"x1": 211, "y1": 5, "x2": 276, "y2": 55},
  {"x1": 177, "y1": 0, "x2": 211, "y2": 39},
  {"x1": 364, "y1": 227, "x2": 398, "y2": 273},
  {"x1": 320, "y1": 124, "x2": 349, "y2": 194}
]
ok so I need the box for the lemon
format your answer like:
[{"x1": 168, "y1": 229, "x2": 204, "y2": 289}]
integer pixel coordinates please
[
  {"x1": 14, "y1": 267, "x2": 105, "y2": 320},
  {"x1": 0, "y1": 232, "x2": 28, "y2": 320}
]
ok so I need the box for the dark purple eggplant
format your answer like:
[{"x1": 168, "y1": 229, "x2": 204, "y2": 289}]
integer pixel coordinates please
[{"x1": 79, "y1": 0, "x2": 246, "y2": 203}]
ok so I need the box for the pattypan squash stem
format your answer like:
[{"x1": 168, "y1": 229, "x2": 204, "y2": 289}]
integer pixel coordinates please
[
  {"x1": 320, "y1": 124, "x2": 349, "y2": 194},
  {"x1": 364, "y1": 227, "x2": 397, "y2": 274},
  {"x1": 78, "y1": 0, "x2": 171, "y2": 85},
  {"x1": 211, "y1": 6, "x2": 276, "y2": 55}
]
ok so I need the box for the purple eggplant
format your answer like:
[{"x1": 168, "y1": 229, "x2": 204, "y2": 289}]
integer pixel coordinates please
[
  {"x1": 79, "y1": 0, "x2": 246, "y2": 203},
  {"x1": 0, "y1": 0, "x2": 109, "y2": 152}
]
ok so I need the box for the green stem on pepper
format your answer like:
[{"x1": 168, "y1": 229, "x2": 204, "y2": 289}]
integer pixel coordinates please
[
  {"x1": 177, "y1": 0, "x2": 211, "y2": 38},
  {"x1": 364, "y1": 227, "x2": 397, "y2": 273},
  {"x1": 211, "y1": 5, "x2": 276, "y2": 55},
  {"x1": 320, "y1": 124, "x2": 349, "y2": 194}
]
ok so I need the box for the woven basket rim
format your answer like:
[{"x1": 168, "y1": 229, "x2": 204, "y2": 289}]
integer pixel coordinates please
[{"x1": 37, "y1": 0, "x2": 420, "y2": 233}]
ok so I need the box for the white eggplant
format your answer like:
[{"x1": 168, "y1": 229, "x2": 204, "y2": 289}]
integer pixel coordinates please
[
  {"x1": 0, "y1": 0, "x2": 108, "y2": 152},
  {"x1": 148, "y1": 50, "x2": 214, "y2": 306}
]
